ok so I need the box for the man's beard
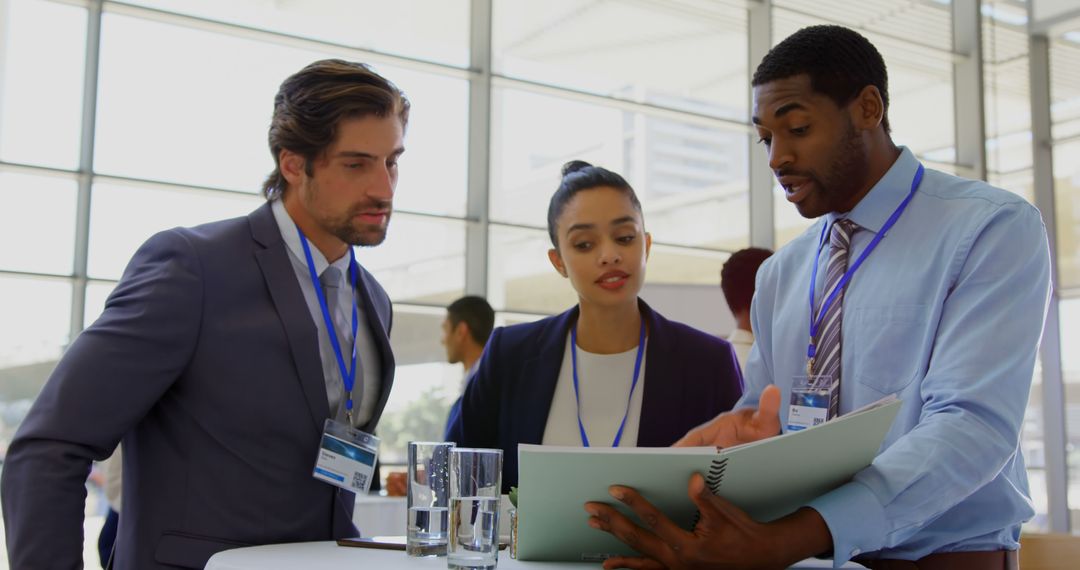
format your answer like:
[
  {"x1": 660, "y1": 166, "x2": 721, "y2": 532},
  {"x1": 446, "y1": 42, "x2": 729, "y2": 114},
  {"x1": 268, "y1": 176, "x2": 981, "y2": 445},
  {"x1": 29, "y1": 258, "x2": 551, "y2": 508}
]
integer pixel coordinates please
[
  {"x1": 817, "y1": 121, "x2": 870, "y2": 211},
  {"x1": 787, "y1": 120, "x2": 869, "y2": 218},
  {"x1": 303, "y1": 179, "x2": 391, "y2": 247},
  {"x1": 325, "y1": 209, "x2": 390, "y2": 247}
]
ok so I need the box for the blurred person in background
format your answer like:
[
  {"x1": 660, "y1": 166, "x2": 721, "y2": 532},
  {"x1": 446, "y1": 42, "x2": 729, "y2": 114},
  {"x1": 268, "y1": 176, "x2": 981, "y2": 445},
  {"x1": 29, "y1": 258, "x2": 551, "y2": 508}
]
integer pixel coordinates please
[{"x1": 720, "y1": 247, "x2": 773, "y2": 370}]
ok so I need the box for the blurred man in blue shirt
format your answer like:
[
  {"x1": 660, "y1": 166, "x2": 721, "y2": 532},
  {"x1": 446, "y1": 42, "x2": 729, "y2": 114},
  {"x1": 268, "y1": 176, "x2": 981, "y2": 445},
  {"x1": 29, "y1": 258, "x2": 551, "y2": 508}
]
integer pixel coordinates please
[
  {"x1": 586, "y1": 25, "x2": 1049, "y2": 570},
  {"x1": 441, "y1": 295, "x2": 495, "y2": 439}
]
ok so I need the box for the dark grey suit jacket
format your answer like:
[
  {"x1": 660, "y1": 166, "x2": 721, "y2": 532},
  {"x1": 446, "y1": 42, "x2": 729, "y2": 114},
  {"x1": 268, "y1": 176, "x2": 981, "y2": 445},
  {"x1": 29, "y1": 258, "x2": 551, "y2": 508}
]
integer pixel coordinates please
[{"x1": 1, "y1": 203, "x2": 396, "y2": 569}]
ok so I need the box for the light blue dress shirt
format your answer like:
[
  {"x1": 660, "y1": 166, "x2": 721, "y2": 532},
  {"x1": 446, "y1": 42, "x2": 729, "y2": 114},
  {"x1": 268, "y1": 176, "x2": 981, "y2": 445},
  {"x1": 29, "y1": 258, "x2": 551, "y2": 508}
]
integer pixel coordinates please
[{"x1": 740, "y1": 147, "x2": 1051, "y2": 564}]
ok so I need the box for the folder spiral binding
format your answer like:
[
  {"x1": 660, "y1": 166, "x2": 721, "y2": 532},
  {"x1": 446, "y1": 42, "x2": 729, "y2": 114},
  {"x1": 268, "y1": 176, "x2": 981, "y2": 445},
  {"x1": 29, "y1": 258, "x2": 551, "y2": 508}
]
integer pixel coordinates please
[{"x1": 706, "y1": 456, "x2": 728, "y2": 490}]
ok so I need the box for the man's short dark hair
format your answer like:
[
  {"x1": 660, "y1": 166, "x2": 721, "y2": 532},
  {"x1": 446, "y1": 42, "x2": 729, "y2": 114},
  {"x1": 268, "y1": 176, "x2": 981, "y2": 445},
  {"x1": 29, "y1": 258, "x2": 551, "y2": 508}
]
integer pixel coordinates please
[
  {"x1": 262, "y1": 59, "x2": 410, "y2": 200},
  {"x1": 720, "y1": 248, "x2": 773, "y2": 315},
  {"x1": 447, "y1": 296, "x2": 495, "y2": 346},
  {"x1": 752, "y1": 25, "x2": 890, "y2": 134}
]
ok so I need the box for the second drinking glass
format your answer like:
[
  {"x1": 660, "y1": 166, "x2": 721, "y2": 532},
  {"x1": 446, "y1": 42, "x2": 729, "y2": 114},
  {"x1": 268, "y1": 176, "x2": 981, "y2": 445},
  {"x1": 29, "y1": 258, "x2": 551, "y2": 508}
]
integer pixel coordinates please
[{"x1": 447, "y1": 448, "x2": 503, "y2": 570}]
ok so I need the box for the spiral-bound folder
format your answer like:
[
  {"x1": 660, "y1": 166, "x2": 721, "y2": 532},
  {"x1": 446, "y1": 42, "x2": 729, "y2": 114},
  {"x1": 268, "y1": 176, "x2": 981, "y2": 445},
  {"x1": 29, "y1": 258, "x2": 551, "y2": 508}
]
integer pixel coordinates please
[{"x1": 516, "y1": 396, "x2": 901, "y2": 562}]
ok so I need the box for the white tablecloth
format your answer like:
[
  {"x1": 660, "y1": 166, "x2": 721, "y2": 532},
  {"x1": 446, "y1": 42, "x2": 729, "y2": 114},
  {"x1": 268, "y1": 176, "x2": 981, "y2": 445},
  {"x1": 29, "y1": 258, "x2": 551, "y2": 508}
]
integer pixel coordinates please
[{"x1": 204, "y1": 541, "x2": 867, "y2": 569}]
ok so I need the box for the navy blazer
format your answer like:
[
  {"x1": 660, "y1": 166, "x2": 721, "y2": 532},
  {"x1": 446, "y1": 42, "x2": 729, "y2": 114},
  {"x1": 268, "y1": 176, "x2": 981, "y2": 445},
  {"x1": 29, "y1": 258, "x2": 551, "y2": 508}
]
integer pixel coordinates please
[
  {"x1": 446, "y1": 299, "x2": 743, "y2": 492},
  {"x1": 1, "y1": 203, "x2": 395, "y2": 569}
]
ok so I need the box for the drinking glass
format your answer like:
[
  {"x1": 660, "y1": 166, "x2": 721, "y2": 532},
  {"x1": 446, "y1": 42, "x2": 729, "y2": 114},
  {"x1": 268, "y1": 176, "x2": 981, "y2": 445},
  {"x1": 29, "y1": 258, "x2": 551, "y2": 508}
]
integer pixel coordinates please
[
  {"x1": 447, "y1": 448, "x2": 503, "y2": 569},
  {"x1": 406, "y1": 441, "x2": 455, "y2": 557}
]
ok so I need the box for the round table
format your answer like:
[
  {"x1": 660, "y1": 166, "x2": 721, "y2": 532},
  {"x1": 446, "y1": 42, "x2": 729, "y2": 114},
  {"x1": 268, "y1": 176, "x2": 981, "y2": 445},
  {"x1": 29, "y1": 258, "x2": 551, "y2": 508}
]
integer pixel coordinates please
[
  {"x1": 203, "y1": 541, "x2": 867, "y2": 569},
  {"x1": 204, "y1": 541, "x2": 594, "y2": 569}
]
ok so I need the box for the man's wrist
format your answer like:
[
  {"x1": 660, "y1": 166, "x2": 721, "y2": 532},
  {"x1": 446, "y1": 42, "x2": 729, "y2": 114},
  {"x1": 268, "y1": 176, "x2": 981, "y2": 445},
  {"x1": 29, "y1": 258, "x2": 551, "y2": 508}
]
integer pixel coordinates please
[{"x1": 767, "y1": 507, "x2": 833, "y2": 566}]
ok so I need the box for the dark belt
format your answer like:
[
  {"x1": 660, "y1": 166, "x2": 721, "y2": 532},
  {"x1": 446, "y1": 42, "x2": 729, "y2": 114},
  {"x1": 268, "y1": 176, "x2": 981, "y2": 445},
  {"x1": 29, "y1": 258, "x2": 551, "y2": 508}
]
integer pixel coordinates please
[{"x1": 860, "y1": 549, "x2": 1018, "y2": 570}]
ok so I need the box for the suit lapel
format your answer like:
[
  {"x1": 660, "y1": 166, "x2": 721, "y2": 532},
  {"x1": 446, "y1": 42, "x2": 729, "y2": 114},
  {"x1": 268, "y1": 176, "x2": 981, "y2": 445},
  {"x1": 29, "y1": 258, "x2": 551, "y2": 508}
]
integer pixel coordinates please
[
  {"x1": 249, "y1": 204, "x2": 330, "y2": 435},
  {"x1": 637, "y1": 300, "x2": 684, "y2": 447},
  {"x1": 354, "y1": 269, "x2": 395, "y2": 431},
  {"x1": 513, "y1": 308, "x2": 577, "y2": 445}
]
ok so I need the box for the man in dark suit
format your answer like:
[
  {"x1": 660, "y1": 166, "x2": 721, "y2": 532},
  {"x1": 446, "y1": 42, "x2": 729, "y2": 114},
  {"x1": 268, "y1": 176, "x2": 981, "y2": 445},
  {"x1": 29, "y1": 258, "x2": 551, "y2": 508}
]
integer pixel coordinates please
[{"x1": 1, "y1": 59, "x2": 407, "y2": 569}]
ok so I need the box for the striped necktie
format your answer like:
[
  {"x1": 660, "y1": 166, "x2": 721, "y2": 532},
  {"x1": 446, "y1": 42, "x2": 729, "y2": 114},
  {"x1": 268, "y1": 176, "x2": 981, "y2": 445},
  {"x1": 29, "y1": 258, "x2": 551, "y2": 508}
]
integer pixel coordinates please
[
  {"x1": 320, "y1": 266, "x2": 358, "y2": 421},
  {"x1": 813, "y1": 218, "x2": 859, "y2": 420}
]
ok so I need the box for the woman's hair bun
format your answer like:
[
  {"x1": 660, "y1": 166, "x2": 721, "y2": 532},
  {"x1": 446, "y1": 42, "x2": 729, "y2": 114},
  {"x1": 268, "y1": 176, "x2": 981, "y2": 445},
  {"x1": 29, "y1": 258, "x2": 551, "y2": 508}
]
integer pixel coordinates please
[{"x1": 561, "y1": 160, "x2": 593, "y2": 178}]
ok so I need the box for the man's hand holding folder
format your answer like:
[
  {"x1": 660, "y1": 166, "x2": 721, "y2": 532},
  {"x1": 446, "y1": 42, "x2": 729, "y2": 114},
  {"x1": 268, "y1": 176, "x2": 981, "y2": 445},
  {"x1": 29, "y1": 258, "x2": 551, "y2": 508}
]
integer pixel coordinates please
[
  {"x1": 584, "y1": 385, "x2": 834, "y2": 570},
  {"x1": 674, "y1": 385, "x2": 783, "y2": 449},
  {"x1": 586, "y1": 475, "x2": 831, "y2": 570}
]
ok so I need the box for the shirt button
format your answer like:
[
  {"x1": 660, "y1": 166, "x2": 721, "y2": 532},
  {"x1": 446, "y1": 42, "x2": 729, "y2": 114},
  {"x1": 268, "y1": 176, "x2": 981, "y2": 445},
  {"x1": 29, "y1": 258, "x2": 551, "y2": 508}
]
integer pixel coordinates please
[{"x1": 850, "y1": 548, "x2": 861, "y2": 557}]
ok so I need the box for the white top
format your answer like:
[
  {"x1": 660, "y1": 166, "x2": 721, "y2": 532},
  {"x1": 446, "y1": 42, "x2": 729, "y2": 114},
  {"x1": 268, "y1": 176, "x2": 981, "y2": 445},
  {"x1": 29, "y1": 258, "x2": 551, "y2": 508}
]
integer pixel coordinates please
[
  {"x1": 271, "y1": 200, "x2": 381, "y2": 427},
  {"x1": 726, "y1": 328, "x2": 754, "y2": 372},
  {"x1": 541, "y1": 335, "x2": 647, "y2": 447}
]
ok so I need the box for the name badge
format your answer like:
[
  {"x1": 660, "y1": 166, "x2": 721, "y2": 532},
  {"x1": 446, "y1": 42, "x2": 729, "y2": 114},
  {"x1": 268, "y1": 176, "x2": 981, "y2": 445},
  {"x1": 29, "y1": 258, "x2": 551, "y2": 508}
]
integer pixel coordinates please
[
  {"x1": 313, "y1": 418, "x2": 379, "y2": 493},
  {"x1": 787, "y1": 375, "x2": 836, "y2": 432}
]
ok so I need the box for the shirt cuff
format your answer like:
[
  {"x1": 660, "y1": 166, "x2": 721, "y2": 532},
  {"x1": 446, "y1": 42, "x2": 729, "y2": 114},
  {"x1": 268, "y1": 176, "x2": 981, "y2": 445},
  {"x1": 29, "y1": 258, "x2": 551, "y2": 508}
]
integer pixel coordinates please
[{"x1": 807, "y1": 480, "x2": 887, "y2": 566}]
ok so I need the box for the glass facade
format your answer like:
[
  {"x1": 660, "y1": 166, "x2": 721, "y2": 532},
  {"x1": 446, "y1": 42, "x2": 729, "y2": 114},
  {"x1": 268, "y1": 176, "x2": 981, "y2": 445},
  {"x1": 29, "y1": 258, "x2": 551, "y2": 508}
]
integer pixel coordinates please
[{"x1": 1, "y1": 0, "x2": 1079, "y2": 565}]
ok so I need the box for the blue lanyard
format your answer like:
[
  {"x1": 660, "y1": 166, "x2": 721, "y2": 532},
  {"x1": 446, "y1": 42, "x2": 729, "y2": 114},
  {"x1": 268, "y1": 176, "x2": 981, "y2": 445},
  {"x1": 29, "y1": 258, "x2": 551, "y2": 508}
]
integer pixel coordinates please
[
  {"x1": 297, "y1": 227, "x2": 361, "y2": 423},
  {"x1": 570, "y1": 318, "x2": 646, "y2": 447},
  {"x1": 807, "y1": 164, "x2": 924, "y2": 373}
]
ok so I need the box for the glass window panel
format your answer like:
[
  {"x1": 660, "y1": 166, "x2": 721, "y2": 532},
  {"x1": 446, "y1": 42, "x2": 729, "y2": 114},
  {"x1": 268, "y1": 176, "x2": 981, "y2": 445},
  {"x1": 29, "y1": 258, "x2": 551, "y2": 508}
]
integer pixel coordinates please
[
  {"x1": 644, "y1": 244, "x2": 729, "y2": 286},
  {"x1": 988, "y1": 169, "x2": 1034, "y2": 205},
  {"x1": 772, "y1": 0, "x2": 953, "y2": 53},
  {"x1": 493, "y1": 0, "x2": 749, "y2": 120},
  {"x1": 87, "y1": 182, "x2": 262, "y2": 280},
  {"x1": 772, "y1": 9, "x2": 955, "y2": 160},
  {"x1": 0, "y1": 172, "x2": 77, "y2": 275},
  {"x1": 0, "y1": 275, "x2": 72, "y2": 445},
  {"x1": 491, "y1": 88, "x2": 749, "y2": 249},
  {"x1": 497, "y1": 311, "x2": 546, "y2": 328},
  {"x1": 1053, "y1": 141, "x2": 1080, "y2": 289},
  {"x1": 983, "y1": 12, "x2": 1034, "y2": 196},
  {"x1": 1023, "y1": 357, "x2": 1050, "y2": 532},
  {"x1": 94, "y1": 13, "x2": 467, "y2": 216},
  {"x1": 84, "y1": 280, "x2": 118, "y2": 330},
  {"x1": 1053, "y1": 39, "x2": 1080, "y2": 291},
  {"x1": 377, "y1": 306, "x2": 463, "y2": 465},
  {"x1": 94, "y1": 13, "x2": 329, "y2": 193},
  {"x1": 1023, "y1": 469, "x2": 1051, "y2": 533},
  {"x1": 356, "y1": 214, "x2": 465, "y2": 305},
  {"x1": 488, "y1": 224, "x2": 578, "y2": 314},
  {"x1": 0, "y1": 0, "x2": 86, "y2": 170},
  {"x1": 120, "y1": 0, "x2": 469, "y2": 67},
  {"x1": 774, "y1": 178, "x2": 816, "y2": 248},
  {"x1": 1063, "y1": 298, "x2": 1080, "y2": 529},
  {"x1": 388, "y1": 71, "x2": 468, "y2": 217},
  {"x1": 1051, "y1": 38, "x2": 1080, "y2": 127}
]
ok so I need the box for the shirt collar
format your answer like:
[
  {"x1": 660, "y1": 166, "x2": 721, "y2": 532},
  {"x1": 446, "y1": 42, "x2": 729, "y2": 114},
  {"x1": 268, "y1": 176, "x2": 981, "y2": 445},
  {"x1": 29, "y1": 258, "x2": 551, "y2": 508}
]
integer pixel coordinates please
[
  {"x1": 826, "y1": 146, "x2": 921, "y2": 234},
  {"x1": 270, "y1": 199, "x2": 352, "y2": 278}
]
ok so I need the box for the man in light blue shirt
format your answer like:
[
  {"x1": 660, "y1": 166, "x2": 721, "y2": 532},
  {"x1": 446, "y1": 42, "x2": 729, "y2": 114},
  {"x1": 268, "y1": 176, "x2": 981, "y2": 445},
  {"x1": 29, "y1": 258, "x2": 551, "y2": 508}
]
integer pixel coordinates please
[{"x1": 585, "y1": 25, "x2": 1049, "y2": 569}]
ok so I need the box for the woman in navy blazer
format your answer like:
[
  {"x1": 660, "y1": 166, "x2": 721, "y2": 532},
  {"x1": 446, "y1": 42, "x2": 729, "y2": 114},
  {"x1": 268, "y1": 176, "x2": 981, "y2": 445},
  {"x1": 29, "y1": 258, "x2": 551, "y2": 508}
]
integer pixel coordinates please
[{"x1": 446, "y1": 161, "x2": 743, "y2": 492}]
